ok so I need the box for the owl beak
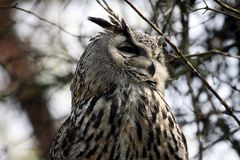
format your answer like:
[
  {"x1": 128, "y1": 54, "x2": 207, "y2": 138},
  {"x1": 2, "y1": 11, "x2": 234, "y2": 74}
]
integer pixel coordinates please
[
  {"x1": 125, "y1": 56, "x2": 156, "y2": 78},
  {"x1": 147, "y1": 62, "x2": 155, "y2": 77}
]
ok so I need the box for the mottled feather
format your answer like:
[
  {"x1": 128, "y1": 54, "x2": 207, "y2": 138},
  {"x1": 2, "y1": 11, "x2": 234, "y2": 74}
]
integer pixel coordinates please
[{"x1": 50, "y1": 15, "x2": 188, "y2": 160}]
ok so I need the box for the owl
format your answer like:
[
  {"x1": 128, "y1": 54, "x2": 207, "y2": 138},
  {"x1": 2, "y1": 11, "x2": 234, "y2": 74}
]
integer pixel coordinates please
[{"x1": 50, "y1": 16, "x2": 188, "y2": 160}]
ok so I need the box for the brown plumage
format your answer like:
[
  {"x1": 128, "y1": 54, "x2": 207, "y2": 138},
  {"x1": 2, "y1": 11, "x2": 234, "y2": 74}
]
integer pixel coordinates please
[{"x1": 50, "y1": 15, "x2": 188, "y2": 160}]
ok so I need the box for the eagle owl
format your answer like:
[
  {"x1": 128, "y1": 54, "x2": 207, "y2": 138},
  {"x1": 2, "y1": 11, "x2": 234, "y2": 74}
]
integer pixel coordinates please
[{"x1": 50, "y1": 16, "x2": 188, "y2": 160}]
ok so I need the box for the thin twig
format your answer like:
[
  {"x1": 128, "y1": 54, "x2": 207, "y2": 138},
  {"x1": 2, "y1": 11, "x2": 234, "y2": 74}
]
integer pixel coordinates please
[
  {"x1": 0, "y1": 2, "x2": 85, "y2": 38},
  {"x1": 174, "y1": 50, "x2": 240, "y2": 59},
  {"x1": 96, "y1": 0, "x2": 121, "y2": 22},
  {"x1": 162, "y1": 1, "x2": 176, "y2": 33},
  {"x1": 123, "y1": 0, "x2": 240, "y2": 126},
  {"x1": 186, "y1": 74, "x2": 203, "y2": 160},
  {"x1": 186, "y1": 1, "x2": 240, "y2": 21},
  {"x1": 193, "y1": 128, "x2": 240, "y2": 159},
  {"x1": 213, "y1": 0, "x2": 240, "y2": 15}
]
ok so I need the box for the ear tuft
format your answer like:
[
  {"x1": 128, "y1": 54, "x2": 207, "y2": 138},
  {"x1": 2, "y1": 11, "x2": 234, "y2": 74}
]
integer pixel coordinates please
[
  {"x1": 88, "y1": 17, "x2": 115, "y2": 30},
  {"x1": 88, "y1": 16, "x2": 132, "y2": 37}
]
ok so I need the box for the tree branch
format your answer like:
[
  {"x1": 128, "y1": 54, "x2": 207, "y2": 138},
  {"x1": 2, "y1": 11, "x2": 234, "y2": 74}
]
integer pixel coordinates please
[
  {"x1": 0, "y1": 2, "x2": 85, "y2": 38},
  {"x1": 173, "y1": 50, "x2": 240, "y2": 59},
  {"x1": 123, "y1": 0, "x2": 240, "y2": 126},
  {"x1": 186, "y1": 0, "x2": 240, "y2": 21},
  {"x1": 213, "y1": 0, "x2": 240, "y2": 16}
]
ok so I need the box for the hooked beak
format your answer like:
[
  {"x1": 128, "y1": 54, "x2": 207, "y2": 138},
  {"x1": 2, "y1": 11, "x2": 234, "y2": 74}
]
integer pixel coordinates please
[
  {"x1": 125, "y1": 56, "x2": 156, "y2": 77},
  {"x1": 147, "y1": 62, "x2": 155, "y2": 77}
]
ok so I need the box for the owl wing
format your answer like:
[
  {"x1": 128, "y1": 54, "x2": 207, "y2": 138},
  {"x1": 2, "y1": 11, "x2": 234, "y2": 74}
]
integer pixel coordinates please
[{"x1": 50, "y1": 86, "x2": 116, "y2": 160}]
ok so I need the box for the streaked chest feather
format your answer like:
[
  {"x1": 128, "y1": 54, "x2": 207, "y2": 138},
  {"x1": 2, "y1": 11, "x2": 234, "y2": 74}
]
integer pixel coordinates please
[{"x1": 54, "y1": 84, "x2": 187, "y2": 160}]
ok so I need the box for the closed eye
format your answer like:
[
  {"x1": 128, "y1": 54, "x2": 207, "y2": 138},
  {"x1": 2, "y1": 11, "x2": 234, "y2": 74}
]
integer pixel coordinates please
[{"x1": 117, "y1": 43, "x2": 139, "y2": 57}]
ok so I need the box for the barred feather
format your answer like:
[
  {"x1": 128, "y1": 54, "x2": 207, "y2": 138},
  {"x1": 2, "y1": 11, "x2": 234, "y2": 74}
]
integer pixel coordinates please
[{"x1": 50, "y1": 83, "x2": 187, "y2": 160}]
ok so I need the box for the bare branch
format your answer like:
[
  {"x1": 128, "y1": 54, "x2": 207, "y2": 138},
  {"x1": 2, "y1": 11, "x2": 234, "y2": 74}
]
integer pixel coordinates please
[
  {"x1": 173, "y1": 50, "x2": 240, "y2": 59},
  {"x1": 0, "y1": 2, "x2": 86, "y2": 38},
  {"x1": 186, "y1": 1, "x2": 240, "y2": 21},
  {"x1": 213, "y1": 0, "x2": 240, "y2": 16},
  {"x1": 123, "y1": 0, "x2": 240, "y2": 126},
  {"x1": 193, "y1": 128, "x2": 240, "y2": 159},
  {"x1": 96, "y1": 0, "x2": 121, "y2": 22}
]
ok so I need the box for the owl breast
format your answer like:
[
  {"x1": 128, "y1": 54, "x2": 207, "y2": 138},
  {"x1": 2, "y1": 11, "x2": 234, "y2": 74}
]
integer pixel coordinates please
[{"x1": 51, "y1": 82, "x2": 187, "y2": 160}]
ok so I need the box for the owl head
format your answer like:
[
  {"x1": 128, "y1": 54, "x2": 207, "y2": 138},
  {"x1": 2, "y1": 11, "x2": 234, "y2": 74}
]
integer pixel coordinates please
[{"x1": 71, "y1": 16, "x2": 168, "y2": 100}]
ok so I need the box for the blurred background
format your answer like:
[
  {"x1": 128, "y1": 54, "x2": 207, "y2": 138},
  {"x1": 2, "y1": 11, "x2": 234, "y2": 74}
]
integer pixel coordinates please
[{"x1": 0, "y1": 0, "x2": 239, "y2": 160}]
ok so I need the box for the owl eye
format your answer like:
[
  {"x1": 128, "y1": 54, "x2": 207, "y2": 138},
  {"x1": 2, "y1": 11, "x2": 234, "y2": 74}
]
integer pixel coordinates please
[{"x1": 118, "y1": 44, "x2": 139, "y2": 55}]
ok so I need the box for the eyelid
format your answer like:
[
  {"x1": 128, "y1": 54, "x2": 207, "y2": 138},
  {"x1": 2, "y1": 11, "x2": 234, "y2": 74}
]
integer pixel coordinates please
[
  {"x1": 118, "y1": 42, "x2": 139, "y2": 54},
  {"x1": 119, "y1": 42, "x2": 133, "y2": 48}
]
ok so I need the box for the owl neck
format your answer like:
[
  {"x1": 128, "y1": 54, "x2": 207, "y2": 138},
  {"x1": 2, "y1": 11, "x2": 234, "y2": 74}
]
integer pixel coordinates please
[
  {"x1": 72, "y1": 81, "x2": 169, "y2": 126},
  {"x1": 71, "y1": 77, "x2": 166, "y2": 109}
]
